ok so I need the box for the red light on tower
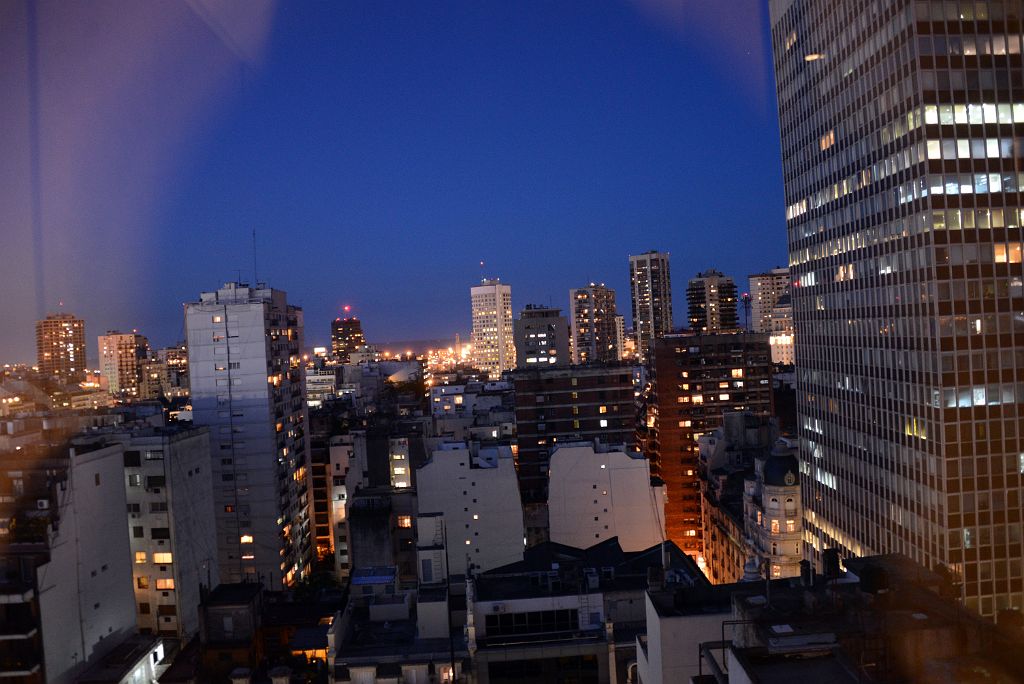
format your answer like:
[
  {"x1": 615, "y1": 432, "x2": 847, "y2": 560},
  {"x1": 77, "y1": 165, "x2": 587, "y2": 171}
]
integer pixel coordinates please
[{"x1": 343, "y1": 305, "x2": 351, "y2": 314}]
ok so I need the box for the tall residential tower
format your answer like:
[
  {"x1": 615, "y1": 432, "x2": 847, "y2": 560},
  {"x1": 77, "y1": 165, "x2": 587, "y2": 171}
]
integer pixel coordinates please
[
  {"x1": 569, "y1": 283, "x2": 622, "y2": 364},
  {"x1": 629, "y1": 251, "x2": 673, "y2": 361},
  {"x1": 185, "y1": 282, "x2": 311, "y2": 588},
  {"x1": 686, "y1": 270, "x2": 739, "y2": 333},
  {"x1": 35, "y1": 313, "x2": 86, "y2": 381},
  {"x1": 470, "y1": 279, "x2": 515, "y2": 379},
  {"x1": 770, "y1": 0, "x2": 1024, "y2": 618}
]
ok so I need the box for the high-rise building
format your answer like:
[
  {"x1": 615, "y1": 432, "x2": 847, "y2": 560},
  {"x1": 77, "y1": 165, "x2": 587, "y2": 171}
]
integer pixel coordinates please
[
  {"x1": 769, "y1": 0, "x2": 1024, "y2": 618},
  {"x1": 686, "y1": 270, "x2": 739, "y2": 333},
  {"x1": 157, "y1": 342, "x2": 190, "y2": 397},
  {"x1": 748, "y1": 267, "x2": 791, "y2": 333},
  {"x1": 514, "y1": 305, "x2": 570, "y2": 368},
  {"x1": 646, "y1": 332, "x2": 772, "y2": 559},
  {"x1": 35, "y1": 313, "x2": 86, "y2": 381},
  {"x1": 514, "y1": 365, "x2": 635, "y2": 544},
  {"x1": 185, "y1": 282, "x2": 311, "y2": 588},
  {"x1": 629, "y1": 251, "x2": 673, "y2": 360},
  {"x1": 569, "y1": 283, "x2": 621, "y2": 364},
  {"x1": 330, "y1": 316, "x2": 366, "y2": 363},
  {"x1": 98, "y1": 331, "x2": 150, "y2": 396},
  {"x1": 470, "y1": 278, "x2": 515, "y2": 379}
]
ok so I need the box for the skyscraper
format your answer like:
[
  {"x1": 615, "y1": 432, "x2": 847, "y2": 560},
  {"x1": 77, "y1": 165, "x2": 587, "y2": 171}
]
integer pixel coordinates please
[
  {"x1": 35, "y1": 312, "x2": 86, "y2": 381},
  {"x1": 470, "y1": 278, "x2": 514, "y2": 379},
  {"x1": 686, "y1": 270, "x2": 739, "y2": 333},
  {"x1": 185, "y1": 282, "x2": 311, "y2": 588},
  {"x1": 569, "y1": 283, "x2": 621, "y2": 364},
  {"x1": 98, "y1": 331, "x2": 150, "y2": 396},
  {"x1": 331, "y1": 316, "x2": 366, "y2": 363},
  {"x1": 514, "y1": 305, "x2": 570, "y2": 368},
  {"x1": 748, "y1": 267, "x2": 791, "y2": 333},
  {"x1": 770, "y1": 0, "x2": 1024, "y2": 618},
  {"x1": 629, "y1": 251, "x2": 673, "y2": 361}
]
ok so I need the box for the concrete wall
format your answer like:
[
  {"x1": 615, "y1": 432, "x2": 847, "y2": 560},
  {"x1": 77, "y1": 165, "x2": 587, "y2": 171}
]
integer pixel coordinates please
[
  {"x1": 40, "y1": 444, "x2": 137, "y2": 684},
  {"x1": 548, "y1": 444, "x2": 665, "y2": 552}
]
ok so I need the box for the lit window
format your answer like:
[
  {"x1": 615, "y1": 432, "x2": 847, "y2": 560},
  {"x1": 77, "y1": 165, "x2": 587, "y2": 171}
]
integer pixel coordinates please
[
  {"x1": 397, "y1": 515, "x2": 412, "y2": 528},
  {"x1": 240, "y1": 535, "x2": 254, "y2": 544},
  {"x1": 212, "y1": 315, "x2": 222, "y2": 323},
  {"x1": 772, "y1": 565, "x2": 782, "y2": 578},
  {"x1": 678, "y1": 420, "x2": 692, "y2": 428},
  {"x1": 135, "y1": 552, "x2": 147, "y2": 564},
  {"x1": 600, "y1": 419, "x2": 608, "y2": 428},
  {"x1": 241, "y1": 554, "x2": 255, "y2": 560},
  {"x1": 771, "y1": 520, "x2": 780, "y2": 534},
  {"x1": 692, "y1": 395, "x2": 703, "y2": 404},
  {"x1": 137, "y1": 577, "x2": 149, "y2": 589},
  {"x1": 153, "y1": 552, "x2": 173, "y2": 564},
  {"x1": 473, "y1": 514, "x2": 479, "y2": 520},
  {"x1": 393, "y1": 467, "x2": 407, "y2": 475},
  {"x1": 719, "y1": 393, "x2": 730, "y2": 401},
  {"x1": 731, "y1": 368, "x2": 743, "y2": 378},
  {"x1": 465, "y1": 540, "x2": 471, "y2": 545},
  {"x1": 156, "y1": 578, "x2": 175, "y2": 590},
  {"x1": 598, "y1": 405, "x2": 607, "y2": 414}
]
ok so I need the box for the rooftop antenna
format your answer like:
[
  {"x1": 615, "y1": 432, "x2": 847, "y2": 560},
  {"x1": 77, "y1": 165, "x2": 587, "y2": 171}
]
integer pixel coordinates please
[{"x1": 252, "y1": 228, "x2": 259, "y2": 285}]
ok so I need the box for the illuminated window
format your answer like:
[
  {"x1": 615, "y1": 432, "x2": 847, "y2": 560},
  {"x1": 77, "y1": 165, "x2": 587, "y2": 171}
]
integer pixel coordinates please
[
  {"x1": 731, "y1": 369, "x2": 743, "y2": 378},
  {"x1": 599, "y1": 405, "x2": 607, "y2": 414},
  {"x1": 473, "y1": 514, "x2": 479, "y2": 520},
  {"x1": 153, "y1": 552, "x2": 173, "y2": 564},
  {"x1": 719, "y1": 393, "x2": 730, "y2": 401},
  {"x1": 692, "y1": 395, "x2": 703, "y2": 404},
  {"x1": 772, "y1": 565, "x2": 782, "y2": 578},
  {"x1": 156, "y1": 578, "x2": 175, "y2": 590},
  {"x1": 212, "y1": 315, "x2": 222, "y2": 323},
  {"x1": 454, "y1": 395, "x2": 463, "y2": 405},
  {"x1": 770, "y1": 520, "x2": 780, "y2": 534},
  {"x1": 573, "y1": 420, "x2": 580, "y2": 429},
  {"x1": 465, "y1": 540, "x2": 471, "y2": 545},
  {"x1": 600, "y1": 419, "x2": 608, "y2": 428},
  {"x1": 135, "y1": 552, "x2": 147, "y2": 564},
  {"x1": 393, "y1": 467, "x2": 407, "y2": 475},
  {"x1": 786, "y1": 520, "x2": 796, "y2": 533},
  {"x1": 678, "y1": 420, "x2": 692, "y2": 428},
  {"x1": 391, "y1": 453, "x2": 405, "y2": 460},
  {"x1": 240, "y1": 535, "x2": 254, "y2": 544},
  {"x1": 137, "y1": 577, "x2": 149, "y2": 589},
  {"x1": 397, "y1": 515, "x2": 412, "y2": 528},
  {"x1": 242, "y1": 554, "x2": 255, "y2": 560}
]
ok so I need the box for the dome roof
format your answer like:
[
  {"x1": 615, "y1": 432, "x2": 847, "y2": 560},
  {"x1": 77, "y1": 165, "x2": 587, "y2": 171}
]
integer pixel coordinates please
[{"x1": 762, "y1": 452, "x2": 799, "y2": 487}]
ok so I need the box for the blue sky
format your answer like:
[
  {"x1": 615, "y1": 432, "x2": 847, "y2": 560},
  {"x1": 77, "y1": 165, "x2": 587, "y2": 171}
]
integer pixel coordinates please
[{"x1": 0, "y1": 1, "x2": 786, "y2": 361}]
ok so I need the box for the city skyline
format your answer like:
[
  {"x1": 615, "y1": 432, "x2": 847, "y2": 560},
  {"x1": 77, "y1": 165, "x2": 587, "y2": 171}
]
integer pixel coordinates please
[{"x1": 0, "y1": 1, "x2": 785, "y2": 363}]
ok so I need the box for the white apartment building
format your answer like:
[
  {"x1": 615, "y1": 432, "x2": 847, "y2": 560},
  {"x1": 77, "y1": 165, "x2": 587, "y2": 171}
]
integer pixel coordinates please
[
  {"x1": 328, "y1": 435, "x2": 354, "y2": 580},
  {"x1": 76, "y1": 425, "x2": 219, "y2": 640},
  {"x1": 547, "y1": 442, "x2": 666, "y2": 552},
  {"x1": 470, "y1": 279, "x2": 515, "y2": 379},
  {"x1": 185, "y1": 281, "x2": 311, "y2": 588},
  {"x1": 416, "y1": 443, "x2": 524, "y2": 579},
  {"x1": 747, "y1": 267, "x2": 790, "y2": 334}
]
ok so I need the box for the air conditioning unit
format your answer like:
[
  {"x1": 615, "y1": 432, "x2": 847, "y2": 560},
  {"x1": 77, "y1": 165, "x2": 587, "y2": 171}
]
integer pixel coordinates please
[
  {"x1": 491, "y1": 603, "x2": 505, "y2": 614},
  {"x1": 36, "y1": 499, "x2": 50, "y2": 510}
]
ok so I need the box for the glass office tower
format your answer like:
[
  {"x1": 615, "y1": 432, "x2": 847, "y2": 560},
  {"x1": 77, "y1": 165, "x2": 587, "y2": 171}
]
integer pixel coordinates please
[{"x1": 769, "y1": 0, "x2": 1024, "y2": 618}]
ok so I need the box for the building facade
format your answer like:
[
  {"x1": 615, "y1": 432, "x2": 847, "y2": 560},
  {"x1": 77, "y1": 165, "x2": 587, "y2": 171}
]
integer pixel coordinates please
[
  {"x1": 769, "y1": 0, "x2": 1024, "y2": 618},
  {"x1": 514, "y1": 305, "x2": 570, "y2": 368},
  {"x1": 98, "y1": 331, "x2": 150, "y2": 396},
  {"x1": 646, "y1": 333, "x2": 772, "y2": 560},
  {"x1": 768, "y1": 292, "x2": 795, "y2": 365},
  {"x1": 569, "y1": 283, "x2": 621, "y2": 364},
  {"x1": 35, "y1": 313, "x2": 86, "y2": 381},
  {"x1": 470, "y1": 279, "x2": 515, "y2": 379},
  {"x1": 185, "y1": 282, "x2": 311, "y2": 588},
  {"x1": 686, "y1": 270, "x2": 739, "y2": 333},
  {"x1": 629, "y1": 251, "x2": 673, "y2": 360},
  {"x1": 748, "y1": 268, "x2": 791, "y2": 334}
]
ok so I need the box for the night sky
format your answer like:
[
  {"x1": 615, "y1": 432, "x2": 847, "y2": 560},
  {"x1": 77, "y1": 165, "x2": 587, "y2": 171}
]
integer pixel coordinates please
[{"x1": 0, "y1": 0, "x2": 786, "y2": 363}]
